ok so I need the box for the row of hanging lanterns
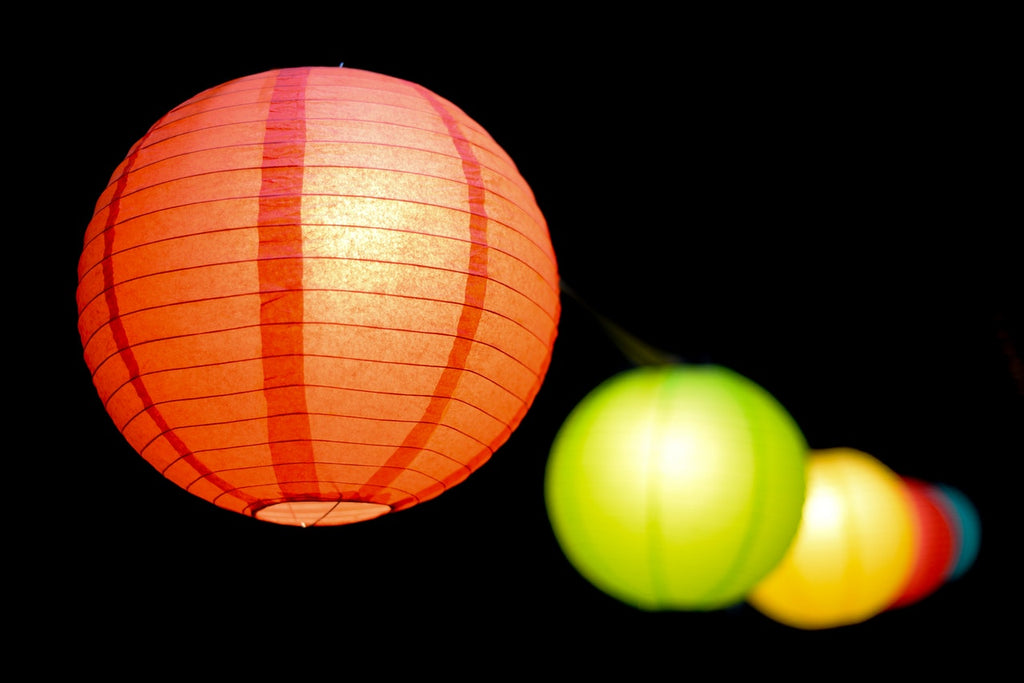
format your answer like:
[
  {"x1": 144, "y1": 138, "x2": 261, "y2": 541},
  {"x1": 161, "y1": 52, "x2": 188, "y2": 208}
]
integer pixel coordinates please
[
  {"x1": 77, "y1": 65, "x2": 559, "y2": 526},
  {"x1": 76, "y1": 63, "x2": 979, "y2": 631},
  {"x1": 748, "y1": 448, "x2": 980, "y2": 629},
  {"x1": 544, "y1": 366, "x2": 981, "y2": 629}
]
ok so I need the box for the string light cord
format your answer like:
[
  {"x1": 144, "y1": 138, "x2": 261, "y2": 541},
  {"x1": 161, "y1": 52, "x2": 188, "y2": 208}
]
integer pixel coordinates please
[{"x1": 559, "y1": 279, "x2": 681, "y2": 367}]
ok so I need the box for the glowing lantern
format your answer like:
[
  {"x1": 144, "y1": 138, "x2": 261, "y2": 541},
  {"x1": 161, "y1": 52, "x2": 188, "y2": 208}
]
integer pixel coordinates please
[
  {"x1": 932, "y1": 483, "x2": 981, "y2": 582},
  {"x1": 544, "y1": 364, "x2": 807, "y2": 611},
  {"x1": 887, "y1": 477, "x2": 957, "y2": 610},
  {"x1": 748, "y1": 448, "x2": 916, "y2": 630},
  {"x1": 76, "y1": 66, "x2": 560, "y2": 527}
]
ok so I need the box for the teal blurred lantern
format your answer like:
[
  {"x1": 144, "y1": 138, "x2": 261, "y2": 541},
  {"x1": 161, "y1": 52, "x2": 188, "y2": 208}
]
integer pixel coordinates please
[
  {"x1": 888, "y1": 477, "x2": 957, "y2": 610},
  {"x1": 932, "y1": 483, "x2": 981, "y2": 582},
  {"x1": 544, "y1": 364, "x2": 807, "y2": 611}
]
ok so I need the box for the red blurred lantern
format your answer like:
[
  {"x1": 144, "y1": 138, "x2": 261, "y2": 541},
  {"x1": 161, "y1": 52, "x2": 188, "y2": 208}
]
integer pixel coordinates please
[
  {"x1": 888, "y1": 477, "x2": 957, "y2": 609},
  {"x1": 77, "y1": 66, "x2": 560, "y2": 526}
]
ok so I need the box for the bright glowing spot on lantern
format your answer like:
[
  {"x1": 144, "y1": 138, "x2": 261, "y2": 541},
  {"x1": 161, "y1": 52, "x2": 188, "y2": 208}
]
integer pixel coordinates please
[
  {"x1": 545, "y1": 364, "x2": 807, "y2": 612},
  {"x1": 748, "y1": 448, "x2": 916, "y2": 630},
  {"x1": 804, "y1": 482, "x2": 845, "y2": 531}
]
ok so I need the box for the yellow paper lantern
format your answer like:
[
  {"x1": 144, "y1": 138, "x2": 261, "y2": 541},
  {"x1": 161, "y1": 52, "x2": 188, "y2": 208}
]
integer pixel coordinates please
[
  {"x1": 545, "y1": 364, "x2": 807, "y2": 611},
  {"x1": 748, "y1": 448, "x2": 916, "y2": 629}
]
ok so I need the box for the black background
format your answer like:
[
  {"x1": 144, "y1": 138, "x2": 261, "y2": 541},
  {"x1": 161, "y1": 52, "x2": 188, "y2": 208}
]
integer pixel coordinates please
[{"x1": 30, "y1": 8, "x2": 1018, "y2": 674}]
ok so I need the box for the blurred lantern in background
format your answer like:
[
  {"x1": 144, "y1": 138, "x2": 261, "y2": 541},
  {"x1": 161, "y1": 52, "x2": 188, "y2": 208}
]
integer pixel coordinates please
[
  {"x1": 748, "y1": 448, "x2": 915, "y2": 629},
  {"x1": 932, "y1": 483, "x2": 981, "y2": 582},
  {"x1": 77, "y1": 66, "x2": 560, "y2": 526},
  {"x1": 544, "y1": 364, "x2": 807, "y2": 611},
  {"x1": 887, "y1": 477, "x2": 957, "y2": 610}
]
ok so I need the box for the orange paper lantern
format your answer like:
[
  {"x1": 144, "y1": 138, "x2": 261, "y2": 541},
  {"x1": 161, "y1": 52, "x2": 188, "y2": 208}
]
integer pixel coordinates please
[{"x1": 77, "y1": 66, "x2": 560, "y2": 527}]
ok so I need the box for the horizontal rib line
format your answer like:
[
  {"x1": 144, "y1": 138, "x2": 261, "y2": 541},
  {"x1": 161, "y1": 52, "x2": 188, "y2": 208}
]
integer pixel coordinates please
[
  {"x1": 79, "y1": 225, "x2": 557, "y2": 331},
  {"x1": 85, "y1": 289, "x2": 548, "y2": 386},
  {"x1": 165, "y1": 82, "x2": 492, "y2": 140},
  {"x1": 226, "y1": 476, "x2": 433, "y2": 516},
  {"x1": 123, "y1": 131, "x2": 528, "y2": 213},
  {"x1": 154, "y1": 78, "x2": 493, "y2": 149},
  {"x1": 144, "y1": 411, "x2": 494, "y2": 469},
  {"x1": 81, "y1": 212, "x2": 557, "y2": 315},
  {"x1": 84, "y1": 156, "x2": 554, "y2": 273},
  {"x1": 81, "y1": 196, "x2": 556, "y2": 301},
  {"x1": 103, "y1": 350, "x2": 531, "y2": 417},
  {"x1": 103, "y1": 137, "x2": 542, "y2": 233},
  {"x1": 140, "y1": 113, "x2": 497, "y2": 190},
  {"x1": 120, "y1": 380, "x2": 514, "y2": 443},
  {"x1": 165, "y1": 437, "x2": 474, "y2": 480},
  {"x1": 80, "y1": 260, "x2": 555, "y2": 354},
  {"x1": 220, "y1": 477, "x2": 432, "y2": 515},
  {"x1": 88, "y1": 320, "x2": 542, "y2": 402}
]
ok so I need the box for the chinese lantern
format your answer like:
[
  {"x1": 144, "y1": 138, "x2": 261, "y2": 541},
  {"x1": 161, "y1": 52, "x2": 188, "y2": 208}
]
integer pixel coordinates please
[
  {"x1": 747, "y1": 448, "x2": 916, "y2": 630},
  {"x1": 887, "y1": 477, "x2": 957, "y2": 610},
  {"x1": 544, "y1": 364, "x2": 807, "y2": 611},
  {"x1": 77, "y1": 66, "x2": 560, "y2": 527},
  {"x1": 932, "y1": 483, "x2": 981, "y2": 582}
]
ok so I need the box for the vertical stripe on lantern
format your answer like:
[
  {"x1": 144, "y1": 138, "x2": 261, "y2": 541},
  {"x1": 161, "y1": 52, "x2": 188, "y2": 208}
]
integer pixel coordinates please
[
  {"x1": 699, "y1": 376, "x2": 769, "y2": 602},
  {"x1": 257, "y1": 68, "x2": 319, "y2": 502},
  {"x1": 357, "y1": 84, "x2": 491, "y2": 507},
  {"x1": 100, "y1": 126, "x2": 259, "y2": 511}
]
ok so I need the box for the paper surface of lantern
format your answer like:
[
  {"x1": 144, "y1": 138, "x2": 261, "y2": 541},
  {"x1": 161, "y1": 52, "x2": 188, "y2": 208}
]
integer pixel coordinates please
[
  {"x1": 887, "y1": 477, "x2": 957, "y2": 610},
  {"x1": 77, "y1": 66, "x2": 560, "y2": 526},
  {"x1": 747, "y1": 448, "x2": 915, "y2": 630},
  {"x1": 544, "y1": 364, "x2": 807, "y2": 611}
]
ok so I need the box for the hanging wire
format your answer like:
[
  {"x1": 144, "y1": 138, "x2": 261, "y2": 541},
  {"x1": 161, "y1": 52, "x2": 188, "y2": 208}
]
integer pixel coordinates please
[{"x1": 559, "y1": 279, "x2": 681, "y2": 367}]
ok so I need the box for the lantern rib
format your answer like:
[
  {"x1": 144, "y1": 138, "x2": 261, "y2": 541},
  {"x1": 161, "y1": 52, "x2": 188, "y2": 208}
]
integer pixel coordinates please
[
  {"x1": 82, "y1": 285, "x2": 551, "y2": 366},
  {"x1": 103, "y1": 349, "x2": 533, "y2": 414},
  {"x1": 840, "y1": 468, "x2": 866, "y2": 620},
  {"x1": 130, "y1": 393, "x2": 504, "y2": 460},
  {"x1": 84, "y1": 298, "x2": 545, "y2": 391},
  {"x1": 187, "y1": 450, "x2": 448, "y2": 483},
  {"x1": 88, "y1": 158, "x2": 552, "y2": 267},
  {"x1": 170, "y1": 439, "x2": 473, "y2": 482},
  {"x1": 140, "y1": 406, "x2": 497, "y2": 458},
  {"x1": 119, "y1": 130, "x2": 527, "y2": 216},
  {"x1": 227, "y1": 478, "x2": 429, "y2": 518},
  {"x1": 79, "y1": 249, "x2": 556, "y2": 346},
  {"x1": 645, "y1": 366, "x2": 671, "y2": 608},
  {"x1": 163, "y1": 80, "x2": 491, "y2": 129},
  {"x1": 121, "y1": 380, "x2": 512, "y2": 448},
  {"x1": 155, "y1": 102, "x2": 493, "y2": 150},
  {"x1": 696, "y1": 380, "x2": 770, "y2": 604},
  {"x1": 80, "y1": 209, "x2": 558, "y2": 317},
  {"x1": 155, "y1": 80, "x2": 496, "y2": 158},
  {"x1": 120, "y1": 132, "x2": 531, "y2": 223},
  {"x1": 83, "y1": 159, "x2": 557, "y2": 281},
  {"x1": 119, "y1": 88, "x2": 551, "y2": 258}
]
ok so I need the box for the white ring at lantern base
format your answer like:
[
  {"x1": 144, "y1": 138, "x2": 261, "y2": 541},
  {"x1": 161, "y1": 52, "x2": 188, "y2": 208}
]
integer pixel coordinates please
[{"x1": 255, "y1": 501, "x2": 392, "y2": 527}]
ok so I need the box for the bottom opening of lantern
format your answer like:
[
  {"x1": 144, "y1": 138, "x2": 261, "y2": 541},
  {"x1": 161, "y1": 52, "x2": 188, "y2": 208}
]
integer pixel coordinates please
[{"x1": 254, "y1": 500, "x2": 392, "y2": 527}]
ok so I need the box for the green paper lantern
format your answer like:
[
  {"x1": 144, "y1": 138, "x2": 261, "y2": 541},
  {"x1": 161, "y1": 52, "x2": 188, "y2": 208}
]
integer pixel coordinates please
[{"x1": 544, "y1": 364, "x2": 807, "y2": 611}]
